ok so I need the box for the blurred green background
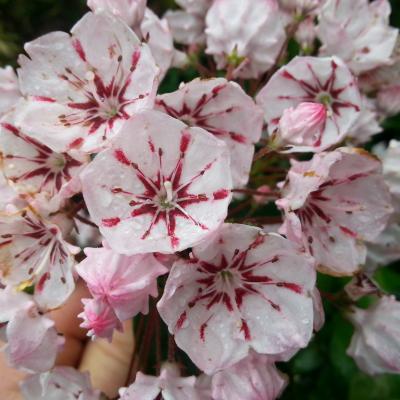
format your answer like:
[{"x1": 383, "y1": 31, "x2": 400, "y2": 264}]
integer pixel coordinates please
[{"x1": 0, "y1": 0, "x2": 400, "y2": 399}]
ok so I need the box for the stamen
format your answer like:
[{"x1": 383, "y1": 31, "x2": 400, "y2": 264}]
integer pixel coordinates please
[{"x1": 164, "y1": 181, "x2": 173, "y2": 203}]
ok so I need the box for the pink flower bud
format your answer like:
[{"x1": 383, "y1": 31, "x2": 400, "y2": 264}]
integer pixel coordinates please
[{"x1": 279, "y1": 102, "x2": 327, "y2": 149}]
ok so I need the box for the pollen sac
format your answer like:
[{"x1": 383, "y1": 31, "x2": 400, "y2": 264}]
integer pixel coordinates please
[
  {"x1": 81, "y1": 110, "x2": 232, "y2": 255},
  {"x1": 157, "y1": 223, "x2": 316, "y2": 374}
]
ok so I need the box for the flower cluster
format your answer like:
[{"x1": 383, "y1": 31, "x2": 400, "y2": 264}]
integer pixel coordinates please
[{"x1": 0, "y1": 0, "x2": 399, "y2": 399}]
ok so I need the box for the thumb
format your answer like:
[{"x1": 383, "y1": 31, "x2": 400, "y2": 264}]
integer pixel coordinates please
[{"x1": 78, "y1": 320, "x2": 135, "y2": 399}]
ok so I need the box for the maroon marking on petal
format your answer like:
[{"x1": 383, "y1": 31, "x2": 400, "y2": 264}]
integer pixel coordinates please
[
  {"x1": 348, "y1": 173, "x2": 368, "y2": 181},
  {"x1": 114, "y1": 149, "x2": 131, "y2": 166},
  {"x1": 0, "y1": 239, "x2": 12, "y2": 248},
  {"x1": 310, "y1": 203, "x2": 331, "y2": 224},
  {"x1": 271, "y1": 117, "x2": 280, "y2": 125},
  {"x1": 102, "y1": 217, "x2": 121, "y2": 227},
  {"x1": 222, "y1": 293, "x2": 233, "y2": 312},
  {"x1": 242, "y1": 273, "x2": 272, "y2": 283},
  {"x1": 230, "y1": 132, "x2": 247, "y2": 144},
  {"x1": 235, "y1": 288, "x2": 247, "y2": 309},
  {"x1": 36, "y1": 272, "x2": 50, "y2": 292},
  {"x1": 200, "y1": 322, "x2": 207, "y2": 342},
  {"x1": 131, "y1": 49, "x2": 141, "y2": 71},
  {"x1": 148, "y1": 139, "x2": 155, "y2": 153},
  {"x1": 240, "y1": 319, "x2": 251, "y2": 340},
  {"x1": 131, "y1": 204, "x2": 156, "y2": 217},
  {"x1": 339, "y1": 226, "x2": 357, "y2": 237},
  {"x1": 206, "y1": 292, "x2": 222, "y2": 310},
  {"x1": 277, "y1": 282, "x2": 302, "y2": 294},
  {"x1": 33, "y1": 96, "x2": 55, "y2": 102},
  {"x1": 211, "y1": 84, "x2": 225, "y2": 97},
  {"x1": 69, "y1": 138, "x2": 84, "y2": 149},
  {"x1": 1, "y1": 122, "x2": 19, "y2": 135},
  {"x1": 213, "y1": 189, "x2": 230, "y2": 200},
  {"x1": 180, "y1": 131, "x2": 191, "y2": 153},
  {"x1": 72, "y1": 39, "x2": 86, "y2": 62},
  {"x1": 176, "y1": 311, "x2": 187, "y2": 330}
]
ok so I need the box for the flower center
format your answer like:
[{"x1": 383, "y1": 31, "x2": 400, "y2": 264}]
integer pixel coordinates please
[
  {"x1": 180, "y1": 114, "x2": 197, "y2": 127},
  {"x1": 48, "y1": 153, "x2": 66, "y2": 171},
  {"x1": 158, "y1": 181, "x2": 175, "y2": 209},
  {"x1": 317, "y1": 93, "x2": 332, "y2": 106}
]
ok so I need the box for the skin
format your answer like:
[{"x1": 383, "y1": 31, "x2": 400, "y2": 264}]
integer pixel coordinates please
[{"x1": 0, "y1": 280, "x2": 135, "y2": 399}]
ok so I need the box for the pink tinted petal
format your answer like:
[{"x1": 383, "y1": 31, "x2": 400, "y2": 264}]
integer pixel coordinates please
[
  {"x1": 17, "y1": 12, "x2": 158, "y2": 153},
  {"x1": 79, "y1": 297, "x2": 123, "y2": 340},
  {"x1": 311, "y1": 288, "x2": 325, "y2": 331},
  {"x1": 165, "y1": 10, "x2": 206, "y2": 45},
  {"x1": 0, "y1": 66, "x2": 20, "y2": 116},
  {"x1": 205, "y1": 0, "x2": 286, "y2": 79},
  {"x1": 76, "y1": 246, "x2": 167, "y2": 320},
  {"x1": 211, "y1": 351, "x2": 288, "y2": 400},
  {"x1": 347, "y1": 296, "x2": 400, "y2": 375},
  {"x1": 81, "y1": 110, "x2": 232, "y2": 254},
  {"x1": 156, "y1": 78, "x2": 263, "y2": 187},
  {"x1": 141, "y1": 9, "x2": 174, "y2": 81},
  {"x1": 347, "y1": 96, "x2": 382, "y2": 144},
  {"x1": 256, "y1": 56, "x2": 362, "y2": 152},
  {"x1": 21, "y1": 366, "x2": 100, "y2": 400},
  {"x1": 87, "y1": 0, "x2": 147, "y2": 29},
  {"x1": 121, "y1": 363, "x2": 204, "y2": 400},
  {"x1": 377, "y1": 84, "x2": 400, "y2": 117},
  {"x1": 0, "y1": 286, "x2": 34, "y2": 323},
  {"x1": 278, "y1": 102, "x2": 327, "y2": 150},
  {"x1": 5, "y1": 308, "x2": 64, "y2": 373},
  {"x1": 158, "y1": 223, "x2": 316, "y2": 374}
]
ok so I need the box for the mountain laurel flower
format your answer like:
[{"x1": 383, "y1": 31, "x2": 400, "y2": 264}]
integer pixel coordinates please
[
  {"x1": 16, "y1": 12, "x2": 158, "y2": 153},
  {"x1": 0, "y1": 287, "x2": 64, "y2": 373},
  {"x1": 0, "y1": 66, "x2": 20, "y2": 116},
  {"x1": 277, "y1": 148, "x2": 393, "y2": 276},
  {"x1": 120, "y1": 363, "x2": 207, "y2": 400},
  {"x1": 21, "y1": 367, "x2": 100, "y2": 400},
  {"x1": 278, "y1": 102, "x2": 327, "y2": 151},
  {"x1": 0, "y1": 207, "x2": 78, "y2": 309},
  {"x1": 211, "y1": 351, "x2": 288, "y2": 400},
  {"x1": 87, "y1": 0, "x2": 147, "y2": 31},
  {"x1": 317, "y1": 0, "x2": 398, "y2": 75},
  {"x1": 347, "y1": 296, "x2": 400, "y2": 375},
  {"x1": 205, "y1": 0, "x2": 286, "y2": 79},
  {"x1": 256, "y1": 56, "x2": 362, "y2": 152},
  {"x1": 81, "y1": 110, "x2": 232, "y2": 255},
  {"x1": 76, "y1": 245, "x2": 167, "y2": 321},
  {"x1": 79, "y1": 297, "x2": 123, "y2": 340},
  {"x1": 158, "y1": 223, "x2": 316, "y2": 374},
  {"x1": 0, "y1": 120, "x2": 88, "y2": 210},
  {"x1": 155, "y1": 78, "x2": 263, "y2": 187},
  {"x1": 165, "y1": 0, "x2": 212, "y2": 45}
]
